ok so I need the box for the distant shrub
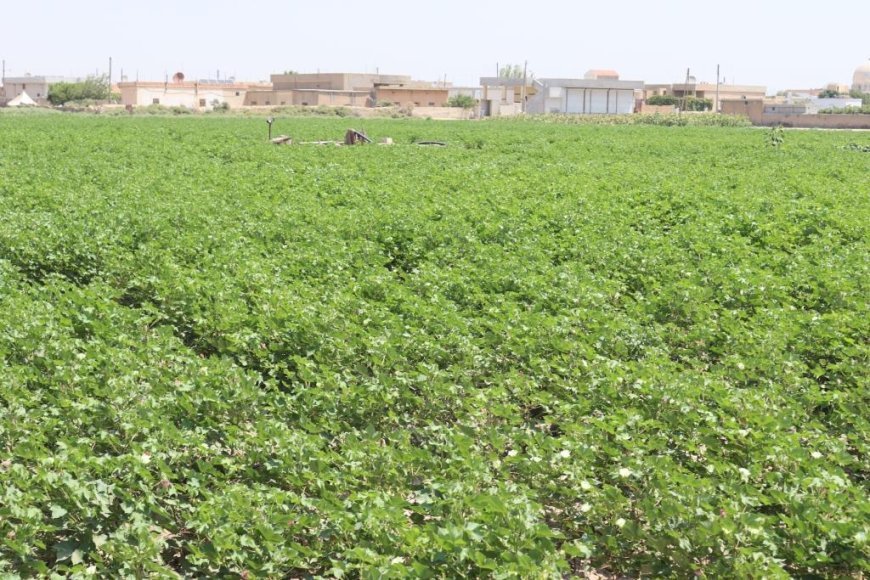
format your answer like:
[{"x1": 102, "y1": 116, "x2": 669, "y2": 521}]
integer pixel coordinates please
[
  {"x1": 48, "y1": 75, "x2": 110, "y2": 105},
  {"x1": 447, "y1": 95, "x2": 477, "y2": 109},
  {"x1": 817, "y1": 105, "x2": 870, "y2": 114},
  {"x1": 511, "y1": 112, "x2": 750, "y2": 127},
  {"x1": 647, "y1": 95, "x2": 678, "y2": 106}
]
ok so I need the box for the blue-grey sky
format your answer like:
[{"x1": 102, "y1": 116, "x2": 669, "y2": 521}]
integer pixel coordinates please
[{"x1": 2, "y1": 0, "x2": 867, "y2": 92}]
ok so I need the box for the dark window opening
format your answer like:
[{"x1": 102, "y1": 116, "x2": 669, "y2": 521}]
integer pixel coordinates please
[{"x1": 153, "y1": 98, "x2": 160, "y2": 104}]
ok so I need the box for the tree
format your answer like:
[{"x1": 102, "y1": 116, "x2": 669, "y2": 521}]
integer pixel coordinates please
[
  {"x1": 447, "y1": 94, "x2": 476, "y2": 109},
  {"x1": 499, "y1": 64, "x2": 533, "y2": 80},
  {"x1": 684, "y1": 96, "x2": 713, "y2": 111},
  {"x1": 849, "y1": 88, "x2": 870, "y2": 105},
  {"x1": 817, "y1": 88, "x2": 841, "y2": 98},
  {"x1": 48, "y1": 75, "x2": 110, "y2": 105},
  {"x1": 647, "y1": 95, "x2": 678, "y2": 106}
]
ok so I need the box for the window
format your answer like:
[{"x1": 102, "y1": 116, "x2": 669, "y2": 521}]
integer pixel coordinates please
[
  {"x1": 235, "y1": 91, "x2": 240, "y2": 96},
  {"x1": 428, "y1": 102, "x2": 435, "y2": 106},
  {"x1": 153, "y1": 98, "x2": 160, "y2": 104},
  {"x1": 414, "y1": 102, "x2": 420, "y2": 106},
  {"x1": 302, "y1": 101, "x2": 308, "y2": 106},
  {"x1": 199, "y1": 99, "x2": 206, "y2": 107},
  {"x1": 280, "y1": 101, "x2": 286, "y2": 105},
  {"x1": 265, "y1": 101, "x2": 270, "y2": 105},
  {"x1": 251, "y1": 100, "x2": 258, "y2": 105}
]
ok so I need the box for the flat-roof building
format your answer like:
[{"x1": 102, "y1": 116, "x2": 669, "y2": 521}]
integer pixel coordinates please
[
  {"x1": 118, "y1": 77, "x2": 270, "y2": 110},
  {"x1": 527, "y1": 73, "x2": 643, "y2": 115}
]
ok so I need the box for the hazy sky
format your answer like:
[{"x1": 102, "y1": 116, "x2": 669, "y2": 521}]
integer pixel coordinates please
[{"x1": 2, "y1": 0, "x2": 868, "y2": 92}]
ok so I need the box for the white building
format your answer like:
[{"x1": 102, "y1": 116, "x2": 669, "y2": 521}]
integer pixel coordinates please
[
  {"x1": 527, "y1": 77, "x2": 643, "y2": 115},
  {"x1": 1, "y1": 75, "x2": 78, "y2": 105},
  {"x1": 478, "y1": 78, "x2": 529, "y2": 117}
]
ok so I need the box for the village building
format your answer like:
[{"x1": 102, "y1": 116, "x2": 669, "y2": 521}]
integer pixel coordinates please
[
  {"x1": 245, "y1": 72, "x2": 447, "y2": 108},
  {"x1": 722, "y1": 97, "x2": 870, "y2": 129},
  {"x1": 645, "y1": 80, "x2": 766, "y2": 111},
  {"x1": 1, "y1": 75, "x2": 81, "y2": 105},
  {"x1": 478, "y1": 78, "x2": 535, "y2": 116},
  {"x1": 525, "y1": 70, "x2": 643, "y2": 115},
  {"x1": 374, "y1": 85, "x2": 449, "y2": 107},
  {"x1": 118, "y1": 73, "x2": 269, "y2": 110}
]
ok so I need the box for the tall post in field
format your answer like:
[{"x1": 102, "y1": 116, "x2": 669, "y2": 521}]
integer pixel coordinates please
[
  {"x1": 716, "y1": 64, "x2": 720, "y2": 112},
  {"x1": 521, "y1": 60, "x2": 527, "y2": 113}
]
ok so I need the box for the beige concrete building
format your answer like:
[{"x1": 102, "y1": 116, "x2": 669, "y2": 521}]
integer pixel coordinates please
[
  {"x1": 244, "y1": 89, "x2": 369, "y2": 107},
  {"x1": 375, "y1": 86, "x2": 449, "y2": 107},
  {"x1": 722, "y1": 98, "x2": 870, "y2": 129},
  {"x1": 247, "y1": 72, "x2": 450, "y2": 109},
  {"x1": 270, "y1": 72, "x2": 412, "y2": 92},
  {"x1": 118, "y1": 79, "x2": 269, "y2": 110},
  {"x1": 645, "y1": 81, "x2": 766, "y2": 111}
]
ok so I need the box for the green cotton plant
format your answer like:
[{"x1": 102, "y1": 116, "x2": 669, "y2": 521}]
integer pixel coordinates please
[
  {"x1": 0, "y1": 115, "x2": 867, "y2": 577},
  {"x1": 767, "y1": 125, "x2": 785, "y2": 147}
]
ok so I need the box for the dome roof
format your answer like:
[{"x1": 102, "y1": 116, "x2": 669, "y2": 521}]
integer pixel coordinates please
[{"x1": 854, "y1": 60, "x2": 870, "y2": 91}]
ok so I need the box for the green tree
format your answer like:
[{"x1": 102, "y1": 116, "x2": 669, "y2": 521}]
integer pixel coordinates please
[
  {"x1": 48, "y1": 75, "x2": 110, "y2": 105},
  {"x1": 499, "y1": 64, "x2": 533, "y2": 80},
  {"x1": 848, "y1": 88, "x2": 870, "y2": 105},
  {"x1": 447, "y1": 94, "x2": 476, "y2": 109},
  {"x1": 817, "y1": 88, "x2": 841, "y2": 98},
  {"x1": 684, "y1": 96, "x2": 713, "y2": 111},
  {"x1": 647, "y1": 95, "x2": 678, "y2": 106}
]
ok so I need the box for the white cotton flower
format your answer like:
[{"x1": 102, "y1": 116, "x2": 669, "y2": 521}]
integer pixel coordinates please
[
  {"x1": 615, "y1": 518, "x2": 626, "y2": 528},
  {"x1": 811, "y1": 451, "x2": 822, "y2": 459},
  {"x1": 580, "y1": 480, "x2": 592, "y2": 491},
  {"x1": 507, "y1": 449, "x2": 518, "y2": 457},
  {"x1": 558, "y1": 449, "x2": 571, "y2": 459},
  {"x1": 580, "y1": 503, "x2": 592, "y2": 513},
  {"x1": 618, "y1": 467, "x2": 632, "y2": 478}
]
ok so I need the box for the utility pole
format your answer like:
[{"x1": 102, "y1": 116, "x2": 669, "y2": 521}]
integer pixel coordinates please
[
  {"x1": 108, "y1": 57, "x2": 112, "y2": 87},
  {"x1": 521, "y1": 60, "x2": 528, "y2": 113},
  {"x1": 715, "y1": 64, "x2": 720, "y2": 112},
  {"x1": 680, "y1": 67, "x2": 691, "y2": 114}
]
